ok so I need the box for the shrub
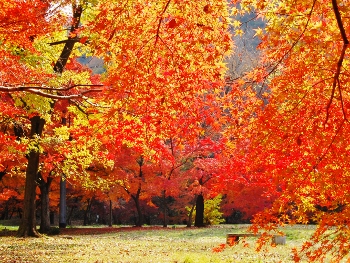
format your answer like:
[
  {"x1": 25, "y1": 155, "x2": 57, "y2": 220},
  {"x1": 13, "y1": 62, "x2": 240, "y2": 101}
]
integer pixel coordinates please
[{"x1": 187, "y1": 194, "x2": 225, "y2": 225}]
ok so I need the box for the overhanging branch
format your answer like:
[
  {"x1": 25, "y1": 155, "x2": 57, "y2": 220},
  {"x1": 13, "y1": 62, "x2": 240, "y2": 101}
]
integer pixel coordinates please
[
  {"x1": 325, "y1": 0, "x2": 349, "y2": 123},
  {"x1": 0, "y1": 84, "x2": 103, "y2": 100}
]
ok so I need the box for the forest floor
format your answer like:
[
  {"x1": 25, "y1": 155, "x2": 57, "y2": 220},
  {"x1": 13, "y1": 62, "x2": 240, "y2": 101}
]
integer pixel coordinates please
[{"x1": 0, "y1": 224, "x2": 332, "y2": 262}]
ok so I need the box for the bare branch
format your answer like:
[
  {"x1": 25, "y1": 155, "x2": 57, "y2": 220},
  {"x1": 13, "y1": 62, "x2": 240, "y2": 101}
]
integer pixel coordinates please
[
  {"x1": 0, "y1": 83, "x2": 103, "y2": 91},
  {"x1": 265, "y1": 0, "x2": 317, "y2": 77},
  {"x1": 325, "y1": 0, "x2": 349, "y2": 124},
  {"x1": 332, "y1": 0, "x2": 349, "y2": 45},
  {"x1": 49, "y1": 38, "x2": 80, "y2": 46},
  {"x1": 155, "y1": 0, "x2": 171, "y2": 46},
  {"x1": 0, "y1": 84, "x2": 103, "y2": 100}
]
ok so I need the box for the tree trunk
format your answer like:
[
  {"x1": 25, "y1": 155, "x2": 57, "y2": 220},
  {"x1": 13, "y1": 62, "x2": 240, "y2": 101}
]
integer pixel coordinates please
[
  {"x1": 132, "y1": 194, "x2": 143, "y2": 227},
  {"x1": 38, "y1": 173, "x2": 53, "y2": 234},
  {"x1": 67, "y1": 205, "x2": 75, "y2": 226},
  {"x1": 187, "y1": 199, "x2": 196, "y2": 228},
  {"x1": 162, "y1": 190, "x2": 168, "y2": 227},
  {"x1": 17, "y1": 116, "x2": 45, "y2": 237},
  {"x1": 1, "y1": 201, "x2": 9, "y2": 220},
  {"x1": 59, "y1": 175, "x2": 67, "y2": 228},
  {"x1": 83, "y1": 198, "x2": 93, "y2": 226},
  {"x1": 0, "y1": 169, "x2": 6, "y2": 181},
  {"x1": 53, "y1": 5, "x2": 82, "y2": 73},
  {"x1": 109, "y1": 200, "x2": 113, "y2": 227},
  {"x1": 194, "y1": 194, "x2": 205, "y2": 227}
]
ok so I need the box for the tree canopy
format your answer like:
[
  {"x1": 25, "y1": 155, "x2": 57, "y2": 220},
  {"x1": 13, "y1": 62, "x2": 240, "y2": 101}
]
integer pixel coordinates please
[{"x1": 1, "y1": 0, "x2": 350, "y2": 261}]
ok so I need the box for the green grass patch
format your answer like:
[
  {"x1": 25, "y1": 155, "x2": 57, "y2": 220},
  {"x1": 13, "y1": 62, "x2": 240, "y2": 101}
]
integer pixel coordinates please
[{"x1": 0, "y1": 219, "x2": 20, "y2": 231}]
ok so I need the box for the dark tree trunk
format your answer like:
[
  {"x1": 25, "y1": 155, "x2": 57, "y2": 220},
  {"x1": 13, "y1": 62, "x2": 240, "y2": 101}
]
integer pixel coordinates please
[
  {"x1": 109, "y1": 200, "x2": 113, "y2": 227},
  {"x1": 38, "y1": 173, "x2": 53, "y2": 234},
  {"x1": 59, "y1": 175, "x2": 67, "y2": 228},
  {"x1": 130, "y1": 183, "x2": 143, "y2": 226},
  {"x1": 194, "y1": 194, "x2": 205, "y2": 227},
  {"x1": 52, "y1": 5, "x2": 82, "y2": 73},
  {"x1": 83, "y1": 198, "x2": 93, "y2": 226},
  {"x1": 162, "y1": 190, "x2": 168, "y2": 227},
  {"x1": 67, "y1": 205, "x2": 75, "y2": 226},
  {"x1": 17, "y1": 208, "x2": 22, "y2": 219},
  {"x1": 187, "y1": 198, "x2": 196, "y2": 228},
  {"x1": 132, "y1": 194, "x2": 143, "y2": 227},
  {"x1": 0, "y1": 169, "x2": 6, "y2": 181},
  {"x1": 130, "y1": 158, "x2": 144, "y2": 227},
  {"x1": 17, "y1": 116, "x2": 45, "y2": 237},
  {"x1": 53, "y1": 5, "x2": 83, "y2": 230},
  {"x1": 1, "y1": 202, "x2": 9, "y2": 220}
]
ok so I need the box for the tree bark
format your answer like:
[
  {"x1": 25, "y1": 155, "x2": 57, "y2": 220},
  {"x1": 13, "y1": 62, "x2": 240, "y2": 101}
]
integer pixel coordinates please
[
  {"x1": 67, "y1": 205, "x2": 75, "y2": 226},
  {"x1": 59, "y1": 175, "x2": 67, "y2": 228},
  {"x1": 53, "y1": 5, "x2": 82, "y2": 73},
  {"x1": 109, "y1": 200, "x2": 113, "y2": 227},
  {"x1": 54, "y1": 4, "x2": 83, "y2": 229},
  {"x1": 132, "y1": 193, "x2": 143, "y2": 227},
  {"x1": 162, "y1": 190, "x2": 168, "y2": 227},
  {"x1": 17, "y1": 116, "x2": 45, "y2": 237},
  {"x1": 38, "y1": 173, "x2": 53, "y2": 233},
  {"x1": 187, "y1": 198, "x2": 196, "y2": 228},
  {"x1": 0, "y1": 169, "x2": 6, "y2": 181},
  {"x1": 194, "y1": 194, "x2": 205, "y2": 227},
  {"x1": 83, "y1": 198, "x2": 93, "y2": 226},
  {"x1": 1, "y1": 201, "x2": 9, "y2": 220}
]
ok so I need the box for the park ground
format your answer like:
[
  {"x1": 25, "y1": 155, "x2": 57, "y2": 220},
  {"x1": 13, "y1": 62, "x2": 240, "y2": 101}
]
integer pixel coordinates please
[{"x1": 0, "y1": 223, "x2": 339, "y2": 262}]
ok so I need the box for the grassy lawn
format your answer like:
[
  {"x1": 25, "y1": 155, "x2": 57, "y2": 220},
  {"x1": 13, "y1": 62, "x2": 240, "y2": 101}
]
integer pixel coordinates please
[{"x1": 0, "y1": 224, "x2": 318, "y2": 262}]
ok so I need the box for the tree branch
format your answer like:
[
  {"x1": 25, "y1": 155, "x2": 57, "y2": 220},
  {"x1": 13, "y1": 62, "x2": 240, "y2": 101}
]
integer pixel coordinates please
[
  {"x1": 53, "y1": 5, "x2": 83, "y2": 73},
  {"x1": 0, "y1": 83, "x2": 102, "y2": 91},
  {"x1": 332, "y1": 0, "x2": 349, "y2": 45},
  {"x1": 155, "y1": 0, "x2": 171, "y2": 46},
  {"x1": 325, "y1": 0, "x2": 349, "y2": 123},
  {"x1": 0, "y1": 84, "x2": 103, "y2": 100},
  {"x1": 0, "y1": 83, "x2": 103, "y2": 100}
]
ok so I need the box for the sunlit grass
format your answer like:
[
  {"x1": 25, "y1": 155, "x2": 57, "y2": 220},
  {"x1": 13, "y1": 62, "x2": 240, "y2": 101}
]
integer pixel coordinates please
[{"x1": 0, "y1": 224, "x2": 318, "y2": 262}]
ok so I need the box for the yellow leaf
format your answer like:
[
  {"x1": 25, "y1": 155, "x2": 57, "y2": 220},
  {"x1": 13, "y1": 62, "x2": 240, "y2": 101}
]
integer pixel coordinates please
[
  {"x1": 253, "y1": 27, "x2": 263, "y2": 37},
  {"x1": 232, "y1": 20, "x2": 241, "y2": 28},
  {"x1": 235, "y1": 29, "x2": 244, "y2": 36}
]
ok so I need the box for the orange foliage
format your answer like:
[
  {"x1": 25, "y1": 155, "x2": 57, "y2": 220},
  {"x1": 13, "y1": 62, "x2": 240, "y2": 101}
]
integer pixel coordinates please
[{"x1": 230, "y1": 0, "x2": 350, "y2": 261}]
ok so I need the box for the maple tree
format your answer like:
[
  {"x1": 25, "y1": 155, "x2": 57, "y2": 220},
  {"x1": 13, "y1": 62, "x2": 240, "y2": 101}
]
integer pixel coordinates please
[
  {"x1": 0, "y1": 0, "x2": 233, "y2": 237},
  {"x1": 0, "y1": 0, "x2": 103, "y2": 237},
  {"x1": 85, "y1": 0, "x2": 232, "y2": 147},
  {"x1": 70, "y1": 0, "x2": 233, "y2": 227},
  {"x1": 229, "y1": 0, "x2": 350, "y2": 261}
]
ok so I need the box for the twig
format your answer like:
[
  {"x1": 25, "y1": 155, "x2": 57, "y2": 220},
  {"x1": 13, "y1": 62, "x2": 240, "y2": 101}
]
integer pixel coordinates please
[{"x1": 155, "y1": 0, "x2": 171, "y2": 46}]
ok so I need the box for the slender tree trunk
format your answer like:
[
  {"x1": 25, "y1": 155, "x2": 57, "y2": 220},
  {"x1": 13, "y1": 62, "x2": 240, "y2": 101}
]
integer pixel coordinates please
[
  {"x1": 83, "y1": 198, "x2": 93, "y2": 226},
  {"x1": 194, "y1": 194, "x2": 205, "y2": 227},
  {"x1": 134, "y1": 198, "x2": 143, "y2": 226},
  {"x1": 132, "y1": 193, "x2": 143, "y2": 227},
  {"x1": 17, "y1": 116, "x2": 45, "y2": 237},
  {"x1": 109, "y1": 200, "x2": 113, "y2": 227},
  {"x1": 53, "y1": 5, "x2": 83, "y2": 230},
  {"x1": 187, "y1": 198, "x2": 196, "y2": 228},
  {"x1": 59, "y1": 175, "x2": 67, "y2": 228},
  {"x1": 38, "y1": 173, "x2": 53, "y2": 233},
  {"x1": 162, "y1": 190, "x2": 168, "y2": 227},
  {"x1": 17, "y1": 208, "x2": 22, "y2": 219},
  {"x1": 67, "y1": 205, "x2": 75, "y2": 226},
  {"x1": 0, "y1": 169, "x2": 6, "y2": 181},
  {"x1": 1, "y1": 202, "x2": 9, "y2": 220}
]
